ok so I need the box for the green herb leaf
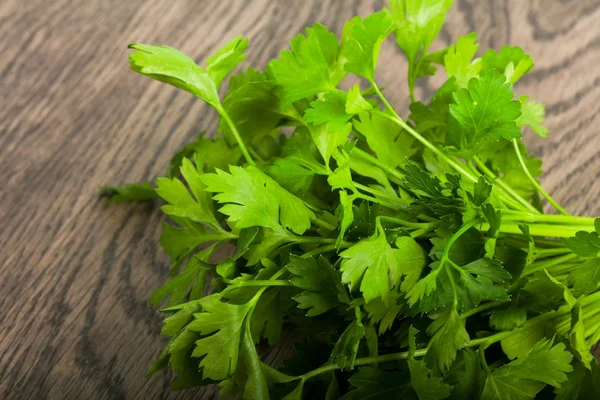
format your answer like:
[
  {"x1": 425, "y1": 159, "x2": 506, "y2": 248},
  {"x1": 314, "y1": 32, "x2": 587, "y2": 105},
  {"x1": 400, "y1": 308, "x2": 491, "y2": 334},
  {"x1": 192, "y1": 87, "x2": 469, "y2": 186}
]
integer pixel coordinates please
[
  {"x1": 288, "y1": 255, "x2": 349, "y2": 316},
  {"x1": 342, "y1": 11, "x2": 393, "y2": 81},
  {"x1": 269, "y1": 24, "x2": 342, "y2": 106},
  {"x1": 481, "y1": 339, "x2": 573, "y2": 400},
  {"x1": 100, "y1": 182, "x2": 157, "y2": 202},
  {"x1": 200, "y1": 165, "x2": 315, "y2": 234},
  {"x1": 129, "y1": 37, "x2": 247, "y2": 108},
  {"x1": 447, "y1": 71, "x2": 522, "y2": 156}
]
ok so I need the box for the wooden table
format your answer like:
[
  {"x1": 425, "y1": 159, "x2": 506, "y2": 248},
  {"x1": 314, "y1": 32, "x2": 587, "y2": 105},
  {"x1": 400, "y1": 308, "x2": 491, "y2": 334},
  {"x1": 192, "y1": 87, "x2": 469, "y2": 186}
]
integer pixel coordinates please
[{"x1": 1, "y1": 1, "x2": 599, "y2": 399}]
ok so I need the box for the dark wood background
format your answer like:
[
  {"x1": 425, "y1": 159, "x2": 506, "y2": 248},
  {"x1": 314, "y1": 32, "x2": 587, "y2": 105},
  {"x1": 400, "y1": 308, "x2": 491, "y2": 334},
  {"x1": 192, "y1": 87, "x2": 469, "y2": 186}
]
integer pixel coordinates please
[{"x1": 1, "y1": 0, "x2": 599, "y2": 399}]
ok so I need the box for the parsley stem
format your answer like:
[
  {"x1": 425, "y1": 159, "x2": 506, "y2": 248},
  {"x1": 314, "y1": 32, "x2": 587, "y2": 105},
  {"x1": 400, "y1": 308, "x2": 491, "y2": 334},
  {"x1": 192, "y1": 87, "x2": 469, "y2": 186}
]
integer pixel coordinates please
[
  {"x1": 247, "y1": 146, "x2": 265, "y2": 163},
  {"x1": 378, "y1": 216, "x2": 437, "y2": 229},
  {"x1": 472, "y1": 156, "x2": 540, "y2": 214},
  {"x1": 216, "y1": 105, "x2": 255, "y2": 166},
  {"x1": 354, "y1": 183, "x2": 410, "y2": 205},
  {"x1": 300, "y1": 243, "x2": 350, "y2": 258},
  {"x1": 545, "y1": 262, "x2": 580, "y2": 276},
  {"x1": 503, "y1": 213, "x2": 595, "y2": 225},
  {"x1": 461, "y1": 300, "x2": 511, "y2": 319},
  {"x1": 482, "y1": 222, "x2": 594, "y2": 238},
  {"x1": 231, "y1": 280, "x2": 293, "y2": 288},
  {"x1": 443, "y1": 219, "x2": 486, "y2": 262},
  {"x1": 368, "y1": 84, "x2": 478, "y2": 184},
  {"x1": 357, "y1": 193, "x2": 403, "y2": 210},
  {"x1": 533, "y1": 247, "x2": 572, "y2": 257},
  {"x1": 293, "y1": 236, "x2": 338, "y2": 245},
  {"x1": 410, "y1": 226, "x2": 436, "y2": 238},
  {"x1": 512, "y1": 139, "x2": 569, "y2": 216},
  {"x1": 523, "y1": 253, "x2": 579, "y2": 275},
  {"x1": 296, "y1": 330, "x2": 513, "y2": 383},
  {"x1": 310, "y1": 216, "x2": 337, "y2": 232},
  {"x1": 587, "y1": 321, "x2": 600, "y2": 347},
  {"x1": 442, "y1": 219, "x2": 485, "y2": 309},
  {"x1": 351, "y1": 147, "x2": 405, "y2": 180}
]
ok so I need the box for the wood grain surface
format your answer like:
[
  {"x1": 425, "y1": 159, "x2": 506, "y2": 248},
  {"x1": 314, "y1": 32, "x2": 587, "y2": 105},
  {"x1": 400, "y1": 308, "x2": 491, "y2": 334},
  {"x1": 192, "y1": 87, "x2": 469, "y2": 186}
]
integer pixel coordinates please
[{"x1": 1, "y1": 0, "x2": 599, "y2": 399}]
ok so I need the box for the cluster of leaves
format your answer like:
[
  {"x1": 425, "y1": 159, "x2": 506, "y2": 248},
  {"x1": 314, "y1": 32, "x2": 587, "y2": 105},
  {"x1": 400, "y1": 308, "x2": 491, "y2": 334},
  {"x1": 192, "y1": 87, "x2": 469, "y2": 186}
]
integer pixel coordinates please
[{"x1": 102, "y1": 1, "x2": 600, "y2": 399}]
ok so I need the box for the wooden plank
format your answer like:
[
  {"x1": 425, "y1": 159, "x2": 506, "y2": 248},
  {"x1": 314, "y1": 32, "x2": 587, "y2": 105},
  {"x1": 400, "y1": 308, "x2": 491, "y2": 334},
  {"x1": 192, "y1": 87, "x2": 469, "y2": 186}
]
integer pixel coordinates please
[{"x1": 0, "y1": 0, "x2": 599, "y2": 399}]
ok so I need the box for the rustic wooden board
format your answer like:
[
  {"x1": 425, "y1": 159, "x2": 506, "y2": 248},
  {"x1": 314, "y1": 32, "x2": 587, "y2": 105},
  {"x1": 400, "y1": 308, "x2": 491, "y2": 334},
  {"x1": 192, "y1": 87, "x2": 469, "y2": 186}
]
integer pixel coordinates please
[{"x1": 1, "y1": 0, "x2": 599, "y2": 399}]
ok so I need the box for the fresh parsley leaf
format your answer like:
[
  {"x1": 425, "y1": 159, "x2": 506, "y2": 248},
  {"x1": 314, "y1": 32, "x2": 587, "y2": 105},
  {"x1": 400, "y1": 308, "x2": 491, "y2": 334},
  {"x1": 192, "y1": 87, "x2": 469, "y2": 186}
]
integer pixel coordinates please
[
  {"x1": 188, "y1": 295, "x2": 253, "y2": 380},
  {"x1": 364, "y1": 290, "x2": 404, "y2": 334},
  {"x1": 568, "y1": 258, "x2": 600, "y2": 295},
  {"x1": 329, "y1": 308, "x2": 365, "y2": 369},
  {"x1": 408, "y1": 327, "x2": 452, "y2": 400},
  {"x1": 150, "y1": 257, "x2": 208, "y2": 307},
  {"x1": 341, "y1": 367, "x2": 412, "y2": 400},
  {"x1": 336, "y1": 190, "x2": 357, "y2": 248},
  {"x1": 129, "y1": 36, "x2": 247, "y2": 108},
  {"x1": 100, "y1": 181, "x2": 157, "y2": 202},
  {"x1": 425, "y1": 308, "x2": 470, "y2": 372},
  {"x1": 219, "y1": 67, "x2": 287, "y2": 145},
  {"x1": 340, "y1": 224, "x2": 422, "y2": 303},
  {"x1": 354, "y1": 110, "x2": 417, "y2": 169},
  {"x1": 481, "y1": 339, "x2": 573, "y2": 400},
  {"x1": 156, "y1": 157, "x2": 218, "y2": 226},
  {"x1": 265, "y1": 158, "x2": 314, "y2": 197},
  {"x1": 342, "y1": 11, "x2": 393, "y2": 81},
  {"x1": 159, "y1": 220, "x2": 226, "y2": 264},
  {"x1": 345, "y1": 85, "x2": 373, "y2": 114},
  {"x1": 481, "y1": 45, "x2": 534, "y2": 84},
  {"x1": 517, "y1": 96, "x2": 549, "y2": 138},
  {"x1": 489, "y1": 308, "x2": 527, "y2": 331},
  {"x1": 563, "y1": 223, "x2": 600, "y2": 257},
  {"x1": 390, "y1": 0, "x2": 453, "y2": 93},
  {"x1": 310, "y1": 121, "x2": 351, "y2": 167},
  {"x1": 304, "y1": 90, "x2": 352, "y2": 132},
  {"x1": 444, "y1": 32, "x2": 481, "y2": 88},
  {"x1": 554, "y1": 360, "x2": 600, "y2": 400},
  {"x1": 200, "y1": 165, "x2": 315, "y2": 234},
  {"x1": 269, "y1": 23, "x2": 342, "y2": 106},
  {"x1": 288, "y1": 255, "x2": 349, "y2": 316},
  {"x1": 447, "y1": 70, "x2": 522, "y2": 156},
  {"x1": 219, "y1": 318, "x2": 269, "y2": 400}
]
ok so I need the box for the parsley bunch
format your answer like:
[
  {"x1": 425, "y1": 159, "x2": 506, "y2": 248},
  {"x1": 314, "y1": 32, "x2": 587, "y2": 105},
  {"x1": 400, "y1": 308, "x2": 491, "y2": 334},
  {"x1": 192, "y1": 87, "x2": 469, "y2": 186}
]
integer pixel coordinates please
[{"x1": 102, "y1": 1, "x2": 600, "y2": 399}]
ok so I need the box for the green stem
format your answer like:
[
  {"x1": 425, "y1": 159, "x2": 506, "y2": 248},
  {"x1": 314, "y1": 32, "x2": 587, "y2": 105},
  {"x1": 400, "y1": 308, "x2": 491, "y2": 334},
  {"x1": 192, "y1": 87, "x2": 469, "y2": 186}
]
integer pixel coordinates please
[
  {"x1": 461, "y1": 300, "x2": 511, "y2": 319},
  {"x1": 296, "y1": 330, "x2": 511, "y2": 383},
  {"x1": 310, "y1": 217, "x2": 337, "y2": 232},
  {"x1": 442, "y1": 219, "x2": 485, "y2": 308},
  {"x1": 523, "y1": 253, "x2": 579, "y2": 275},
  {"x1": 503, "y1": 213, "x2": 595, "y2": 225},
  {"x1": 300, "y1": 243, "x2": 350, "y2": 259},
  {"x1": 378, "y1": 216, "x2": 439, "y2": 229},
  {"x1": 443, "y1": 219, "x2": 485, "y2": 262},
  {"x1": 354, "y1": 183, "x2": 409, "y2": 206},
  {"x1": 584, "y1": 311, "x2": 600, "y2": 338},
  {"x1": 351, "y1": 147, "x2": 405, "y2": 180},
  {"x1": 472, "y1": 156, "x2": 540, "y2": 214},
  {"x1": 502, "y1": 235, "x2": 563, "y2": 249},
  {"x1": 230, "y1": 280, "x2": 294, "y2": 288},
  {"x1": 247, "y1": 146, "x2": 265, "y2": 163},
  {"x1": 217, "y1": 106, "x2": 255, "y2": 166},
  {"x1": 545, "y1": 262, "x2": 580, "y2": 276},
  {"x1": 410, "y1": 226, "x2": 437, "y2": 238},
  {"x1": 587, "y1": 321, "x2": 600, "y2": 347},
  {"x1": 512, "y1": 139, "x2": 569, "y2": 216},
  {"x1": 369, "y1": 84, "x2": 479, "y2": 184},
  {"x1": 357, "y1": 193, "x2": 403, "y2": 210},
  {"x1": 293, "y1": 236, "x2": 338, "y2": 245},
  {"x1": 534, "y1": 248, "x2": 572, "y2": 257},
  {"x1": 480, "y1": 222, "x2": 594, "y2": 238}
]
